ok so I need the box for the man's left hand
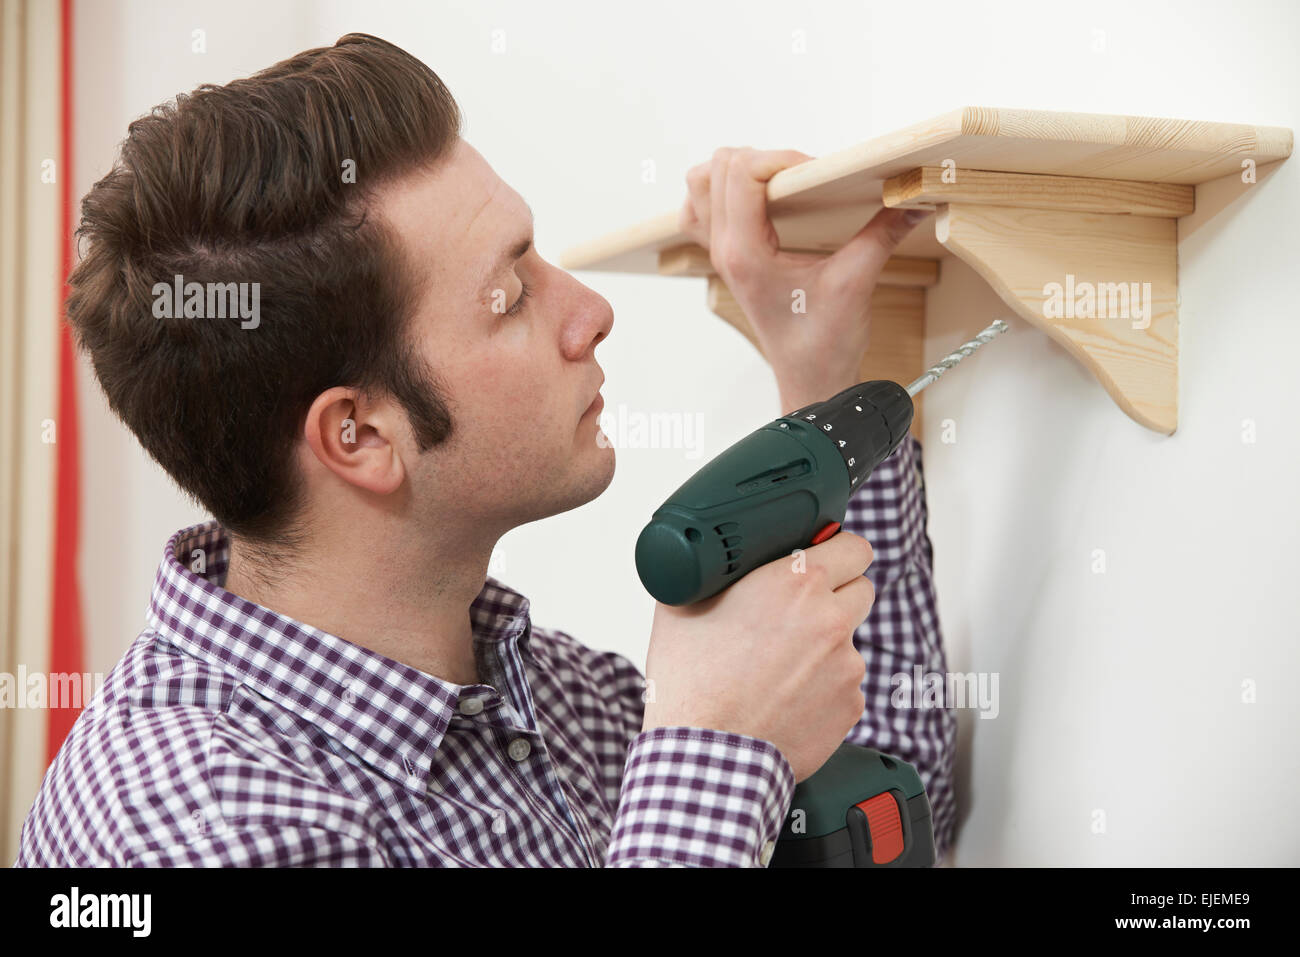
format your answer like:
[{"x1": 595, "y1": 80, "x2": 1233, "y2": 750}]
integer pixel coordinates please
[{"x1": 679, "y1": 147, "x2": 930, "y2": 413}]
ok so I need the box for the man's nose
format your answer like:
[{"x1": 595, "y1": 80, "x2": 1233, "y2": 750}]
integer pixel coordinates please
[{"x1": 562, "y1": 276, "x2": 614, "y2": 359}]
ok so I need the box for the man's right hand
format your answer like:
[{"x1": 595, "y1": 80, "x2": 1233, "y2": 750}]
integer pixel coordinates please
[{"x1": 641, "y1": 531, "x2": 875, "y2": 782}]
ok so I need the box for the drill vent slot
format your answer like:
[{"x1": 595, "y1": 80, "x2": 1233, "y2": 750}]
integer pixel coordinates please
[
  {"x1": 735, "y1": 459, "x2": 811, "y2": 496},
  {"x1": 714, "y1": 523, "x2": 743, "y2": 574}
]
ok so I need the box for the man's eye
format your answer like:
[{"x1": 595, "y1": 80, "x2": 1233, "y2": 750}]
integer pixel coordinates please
[{"x1": 506, "y1": 281, "x2": 533, "y2": 316}]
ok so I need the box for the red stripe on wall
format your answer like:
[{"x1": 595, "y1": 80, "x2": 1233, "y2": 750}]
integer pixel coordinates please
[{"x1": 48, "y1": 0, "x2": 83, "y2": 763}]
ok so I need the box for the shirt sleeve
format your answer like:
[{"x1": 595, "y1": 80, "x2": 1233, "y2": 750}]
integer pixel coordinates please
[
  {"x1": 521, "y1": 627, "x2": 796, "y2": 867},
  {"x1": 604, "y1": 726, "x2": 795, "y2": 867},
  {"x1": 839, "y1": 432, "x2": 959, "y2": 863}
]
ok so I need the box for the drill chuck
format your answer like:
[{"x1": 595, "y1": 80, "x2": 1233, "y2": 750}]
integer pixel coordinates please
[{"x1": 786, "y1": 380, "x2": 914, "y2": 492}]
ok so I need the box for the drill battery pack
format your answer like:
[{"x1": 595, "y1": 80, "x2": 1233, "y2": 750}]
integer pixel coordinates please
[{"x1": 769, "y1": 743, "x2": 936, "y2": 868}]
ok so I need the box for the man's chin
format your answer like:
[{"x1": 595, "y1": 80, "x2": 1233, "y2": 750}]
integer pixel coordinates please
[
  {"x1": 577, "y1": 440, "x2": 616, "y2": 503},
  {"x1": 531, "y1": 442, "x2": 616, "y2": 524},
  {"x1": 583, "y1": 441, "x2": 617, "y2": 500}
]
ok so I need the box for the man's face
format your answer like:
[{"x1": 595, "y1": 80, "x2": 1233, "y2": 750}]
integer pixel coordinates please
[{"x1": 374, "y1": 137, "x2": 616, "y2": 534}]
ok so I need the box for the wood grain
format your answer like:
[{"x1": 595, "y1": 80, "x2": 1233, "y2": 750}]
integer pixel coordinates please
[
  {"x1": 883, "y1": 167, "x2": 1195, "y2": 217},
  {"x1": 937, "y1": 203, "x2": 1178, "y2": 433}
]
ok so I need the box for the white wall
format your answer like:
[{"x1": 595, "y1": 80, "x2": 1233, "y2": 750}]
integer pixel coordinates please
[
  {"x1": 74, "y1": 0, "x2": 317, "y2": 684},
  {"x1": 73, "y1": 0, "x2": 1299, "y2": 865}
]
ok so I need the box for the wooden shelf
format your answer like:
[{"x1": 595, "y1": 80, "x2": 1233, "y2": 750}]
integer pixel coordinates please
[{"x1": 559, "y1": 107, "x2": 1293, "y2": 434}]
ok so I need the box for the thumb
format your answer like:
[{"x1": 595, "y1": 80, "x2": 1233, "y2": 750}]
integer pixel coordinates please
[{"x1": 821, "y1": 207, "x2": 930, "y2": 294}]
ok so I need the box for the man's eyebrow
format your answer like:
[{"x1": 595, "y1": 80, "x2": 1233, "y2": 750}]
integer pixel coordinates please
[{"x1": 478, "y1": 201, "x2": 535, "y2": 299}]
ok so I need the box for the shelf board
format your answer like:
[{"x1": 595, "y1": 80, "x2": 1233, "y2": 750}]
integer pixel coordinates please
[
  {"x1": 561, "y1": 106, "x2": 1290, "y2": 274},
  {"x1": 560, "y1": 106, "x2": 1293, "y2": 434}
]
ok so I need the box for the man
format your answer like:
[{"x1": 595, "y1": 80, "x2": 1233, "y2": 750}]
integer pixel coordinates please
[{"x1": 17, "y1": 33, "x2": 955, "y2": 867}]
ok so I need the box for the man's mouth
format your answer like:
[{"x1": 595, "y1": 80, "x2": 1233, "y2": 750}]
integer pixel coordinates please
[{"x1": 582, "y1": 374, "x2": 605, "y2": 419}]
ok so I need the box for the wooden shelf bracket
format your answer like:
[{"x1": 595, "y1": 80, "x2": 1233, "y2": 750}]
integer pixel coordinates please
[{"x1": 884, "y1": 167, "x2": 1184, "y2": 433}]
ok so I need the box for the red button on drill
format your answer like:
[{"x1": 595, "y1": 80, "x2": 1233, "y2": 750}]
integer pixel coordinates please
[
  {"x1": 856, "y1": 792, "x2": 904, "y2": 864},
  {"x1": 810, "y1": 522, "x2": 841, "y2": 545}
]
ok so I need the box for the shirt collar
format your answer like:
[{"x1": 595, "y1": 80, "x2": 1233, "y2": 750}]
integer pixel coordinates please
[{"x1": 145, "y1": 520, "x2": 536, "y2": 792}]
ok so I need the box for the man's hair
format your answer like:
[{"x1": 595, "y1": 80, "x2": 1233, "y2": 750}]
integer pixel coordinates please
[{"x1": 66, "y1": 33, "x2": 461, "y2": 548}]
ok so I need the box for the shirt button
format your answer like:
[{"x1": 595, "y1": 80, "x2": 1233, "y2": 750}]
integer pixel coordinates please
[
  {"x1": 759, "y1": 840, "x2": 776, "y2": 867},
  {"x1": 458, "y1": 697, "x2": 484, "y2": 716},
  {"x1": 507, "y1": 738, "x2": 531, "y2": 761}
]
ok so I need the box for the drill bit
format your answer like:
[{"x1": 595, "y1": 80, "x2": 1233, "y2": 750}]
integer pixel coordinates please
[{"x1": 905, "y1": 319, "x2": 1010, "y2": 397}]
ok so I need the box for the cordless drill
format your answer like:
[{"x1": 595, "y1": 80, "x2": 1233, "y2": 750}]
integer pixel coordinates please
[{"x1": 634, "y1": 320, "x2": 1008, "y2": 867}]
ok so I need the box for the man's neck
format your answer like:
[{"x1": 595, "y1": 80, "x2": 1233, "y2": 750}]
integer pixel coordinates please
[{"x1": 221, "y1": 520, "x2": 494, "y2": 687}]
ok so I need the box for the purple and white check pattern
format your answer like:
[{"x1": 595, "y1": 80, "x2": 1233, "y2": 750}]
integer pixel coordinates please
[
  {"x1": 16, "y1": 434, "x2": 955, "y2": 867},
  {"x1": 842, "y1": 434, "x2": 958, "y2": 857}
]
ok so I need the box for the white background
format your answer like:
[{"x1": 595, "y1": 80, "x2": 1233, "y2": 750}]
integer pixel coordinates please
[{"x1": 72, "y1": 0, "x2": 1299, "y2": 864}]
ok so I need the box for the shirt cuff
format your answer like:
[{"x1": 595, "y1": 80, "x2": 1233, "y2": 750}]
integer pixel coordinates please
[{"x1": 605, "y1": 726, "x2": 795, "y2": 868}]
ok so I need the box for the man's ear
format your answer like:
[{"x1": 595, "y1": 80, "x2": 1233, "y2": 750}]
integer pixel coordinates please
[{"x1": 302, "y1": 387, "x2": 406, "y2": 495}]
